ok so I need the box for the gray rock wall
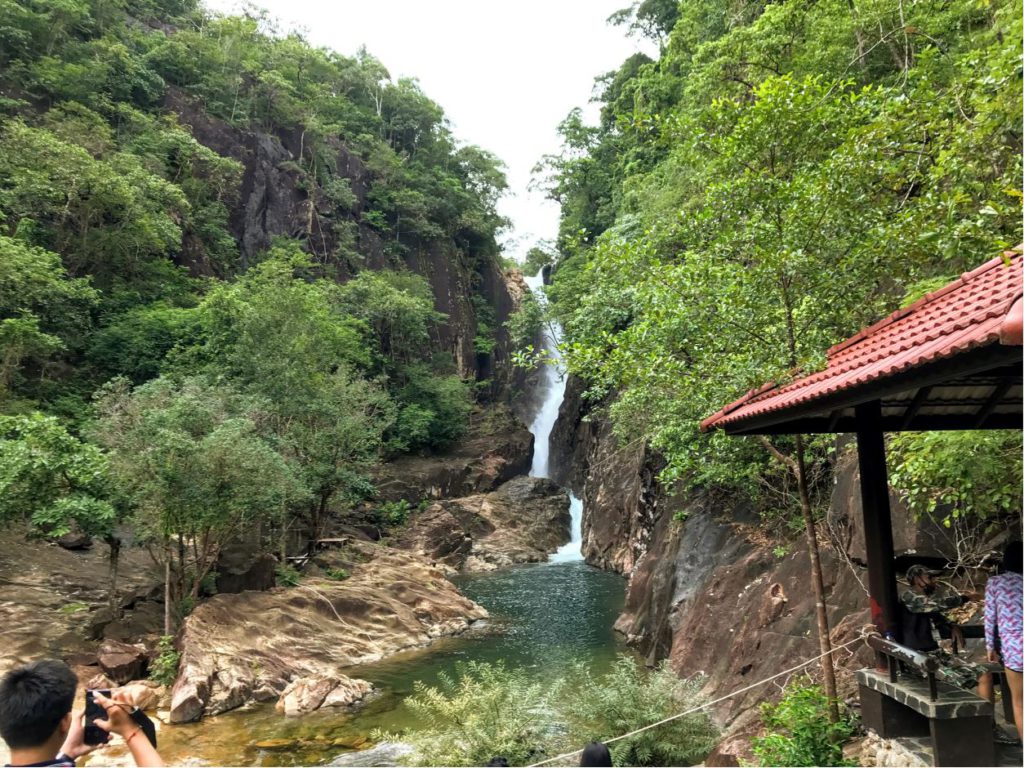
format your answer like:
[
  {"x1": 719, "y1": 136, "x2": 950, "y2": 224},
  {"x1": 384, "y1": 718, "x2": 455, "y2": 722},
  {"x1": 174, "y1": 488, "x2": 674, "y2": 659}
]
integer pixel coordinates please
[{"x1": 164, "y1": 87, "x2": 520, "y2": 391}]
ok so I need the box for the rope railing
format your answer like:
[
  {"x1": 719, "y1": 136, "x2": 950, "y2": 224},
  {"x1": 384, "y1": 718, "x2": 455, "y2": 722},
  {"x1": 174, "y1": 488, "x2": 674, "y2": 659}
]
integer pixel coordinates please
[{"x1": 527, "y1": 632, "x2": 869, "y2": 767}]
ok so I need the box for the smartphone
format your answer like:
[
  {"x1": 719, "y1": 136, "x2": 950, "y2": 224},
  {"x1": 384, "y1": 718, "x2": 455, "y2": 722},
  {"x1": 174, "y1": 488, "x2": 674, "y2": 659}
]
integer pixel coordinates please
[{"x1": 84, "y1": 689, "x2": 111, "y2": 746}]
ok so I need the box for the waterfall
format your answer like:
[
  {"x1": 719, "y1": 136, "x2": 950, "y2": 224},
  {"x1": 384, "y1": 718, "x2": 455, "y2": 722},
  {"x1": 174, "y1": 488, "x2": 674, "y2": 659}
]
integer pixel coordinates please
[{"x1": 522, "y1": 272, "x2": 583, "y2": 563}]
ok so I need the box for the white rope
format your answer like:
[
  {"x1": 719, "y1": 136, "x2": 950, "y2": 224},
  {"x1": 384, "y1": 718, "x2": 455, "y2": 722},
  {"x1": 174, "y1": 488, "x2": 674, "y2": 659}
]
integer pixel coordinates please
[{"x1": 527, "y1": 633, "x2": 868, "y2": 767}]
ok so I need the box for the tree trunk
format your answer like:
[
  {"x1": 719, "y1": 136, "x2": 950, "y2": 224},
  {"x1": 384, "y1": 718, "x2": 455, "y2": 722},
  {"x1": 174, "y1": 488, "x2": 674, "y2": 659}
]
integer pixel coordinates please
[
  {"x1": 163, "y1": 545, "x2": 172, "y2": 637},
  {"x1": 847, "y1": 0, "x2": 866, "y2": 63},
  {"x1": 796, "y1": 435, "x2": 840, "y2": 723},
  {"x1": 106, "y1": 535, "x2": 121, "y2": 618}
]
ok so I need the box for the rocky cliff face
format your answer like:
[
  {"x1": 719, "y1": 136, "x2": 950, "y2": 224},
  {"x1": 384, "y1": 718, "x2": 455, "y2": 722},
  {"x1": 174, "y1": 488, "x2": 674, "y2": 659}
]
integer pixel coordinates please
[
  {"x1": 166, "y1": 87, "x2": 520, "y2": 391},
  {"x1": 550, "y1": 377, "x2": 659, "y2": 574},
  {"x1": 397, "y1": 476, "x2": 571, "y2": 573},
  {"x1": 549, "y1": 375, "x2": 968, "y2": 753},
  {"x1": 372, "y1": 404, "x2": 533, "y2": 504}
]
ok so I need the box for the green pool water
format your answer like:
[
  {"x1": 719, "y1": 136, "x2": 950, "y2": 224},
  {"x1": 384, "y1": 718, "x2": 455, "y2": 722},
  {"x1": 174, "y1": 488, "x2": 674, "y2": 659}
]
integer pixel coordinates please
[{"x1": 156, "y1": 560, "x2": 627, "y2": 766}]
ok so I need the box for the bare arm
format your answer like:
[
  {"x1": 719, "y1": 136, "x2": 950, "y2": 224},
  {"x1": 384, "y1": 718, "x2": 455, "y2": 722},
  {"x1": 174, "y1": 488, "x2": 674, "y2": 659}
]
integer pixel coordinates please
[{"x1": 91, "y1": 692, "x2": 165, "y2": 768}]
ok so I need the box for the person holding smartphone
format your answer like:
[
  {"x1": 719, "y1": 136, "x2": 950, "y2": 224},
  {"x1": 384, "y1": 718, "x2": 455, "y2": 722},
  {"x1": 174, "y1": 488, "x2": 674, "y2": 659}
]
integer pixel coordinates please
[{"x1": 0, "y1": 660, "x2": 164, "y2": 767}]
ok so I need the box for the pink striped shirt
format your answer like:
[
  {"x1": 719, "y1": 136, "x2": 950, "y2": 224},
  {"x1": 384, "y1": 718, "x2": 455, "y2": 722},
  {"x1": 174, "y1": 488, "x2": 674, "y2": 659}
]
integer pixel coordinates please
[{"x1": 984, "y1": 572, "x2": 1022, "y2": 672}]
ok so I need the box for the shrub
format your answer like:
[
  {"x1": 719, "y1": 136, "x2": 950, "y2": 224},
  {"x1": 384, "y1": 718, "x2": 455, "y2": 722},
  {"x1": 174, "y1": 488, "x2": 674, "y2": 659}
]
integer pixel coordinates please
[
  {"x1": 559, "y1": 655, "x2": 719, "y2": 767},
  {"x1": 504, "y1": 293, "x2": 544, "y2": 353},
  {"x1": 149, "y1": 635, "x2": 180, "y2": 687},
  {"x1": 374, "y1": 661, "x2": 553, "y2": 767},
  {"x1": 325, "y1": 567, "x2": 350, "y2": 581},
  {"x1": 275, "y1": 563, "x2": 301, "y2": 587},
  {"x1": 379, "y1": 499, "x2": 412, "y2": 527},
  {"x1": 393, "y1": 364, "x2": 471, "y2": 451},
  {"x1": 751, "y1": 681, "x2": 855, "y2": 767}
]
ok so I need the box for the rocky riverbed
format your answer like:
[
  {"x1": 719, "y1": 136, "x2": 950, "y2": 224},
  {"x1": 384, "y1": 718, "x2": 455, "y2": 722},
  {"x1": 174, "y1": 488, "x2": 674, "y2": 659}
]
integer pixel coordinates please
[{"x1": 169, "y1": 539, "x2": 488, "y2": 722}]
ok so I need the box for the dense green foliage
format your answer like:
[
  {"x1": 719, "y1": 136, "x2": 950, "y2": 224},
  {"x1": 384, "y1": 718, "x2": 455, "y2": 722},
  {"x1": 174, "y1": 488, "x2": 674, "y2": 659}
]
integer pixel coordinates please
[
  {"x1": 751, "y1": 682, "x2": 855, "y2": 767},
  {"x1": 379, "y1": 662, "x2": 552, "y2": 767},
  {"x1": 376, "y1": 656, "x2": 717, "y2": 767},
  {"x1": 558, "y1": 656, "x2": 718, "y2": 767},
  {"x1": 0, "y1": 0, "x2": 508, "y2": 622},
  {"x1": 0, "y1": 412, "x2": 115, "y2": 539},
  {"x1": 889, "y1": 430, "x2": 1024, "y2": 527},
  {"x1": 540, "y1": 0, "x2": 1022, "y2": 524},
  {"x1": 93, "y1": 376, "x2": 307, "y2": 609}
]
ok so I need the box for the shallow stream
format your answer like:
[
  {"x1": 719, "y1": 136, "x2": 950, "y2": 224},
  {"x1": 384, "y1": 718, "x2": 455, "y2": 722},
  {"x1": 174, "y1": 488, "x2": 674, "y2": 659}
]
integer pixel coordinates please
[{"x1": 157, "y1": 561, "x2": 626, "y2": 765}]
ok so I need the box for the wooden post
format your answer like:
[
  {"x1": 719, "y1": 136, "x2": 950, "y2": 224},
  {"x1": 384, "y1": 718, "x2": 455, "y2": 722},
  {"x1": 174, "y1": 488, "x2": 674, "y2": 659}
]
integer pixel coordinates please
[{"x1": 855, "y1": 400, "x2": 900, "y2": 641}]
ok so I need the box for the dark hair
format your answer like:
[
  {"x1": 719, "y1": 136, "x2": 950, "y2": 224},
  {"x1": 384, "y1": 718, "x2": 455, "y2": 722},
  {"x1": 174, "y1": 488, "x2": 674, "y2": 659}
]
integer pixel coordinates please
[
  {"x1": 580, "y1": 741, "x2": 613, "y2": 767},
  {"x1": 485, "y1": 758, "x2": 509, "y2": 767},
  {"x1": 1002, "y1": 540, "x2": 1023, "y2": 575},
  {"x1": 0, "y1": 660, "x2": 77, "y2": 749}
]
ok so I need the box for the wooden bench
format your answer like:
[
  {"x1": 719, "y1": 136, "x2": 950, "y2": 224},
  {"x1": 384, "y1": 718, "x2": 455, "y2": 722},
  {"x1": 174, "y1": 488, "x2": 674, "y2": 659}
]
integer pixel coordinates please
[{"x1": 858, "y1": 636, "x2": 994, "y2": 767}]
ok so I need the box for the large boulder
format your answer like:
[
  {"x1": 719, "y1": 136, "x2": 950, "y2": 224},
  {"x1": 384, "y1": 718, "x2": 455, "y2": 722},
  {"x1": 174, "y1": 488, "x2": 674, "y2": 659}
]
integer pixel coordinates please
[
  {"x1": 56, "y1": 531, "x2": 92, "y2": 550},
  {"x1": 169, "y1": 541, "x2": 486, "y2": 722},
  {"x1": 98, "y1": 641, "x2": 148, "y2": 684},
  {"x1": 276, "y1": 675, "x2": 372, "y2": 716},
  {"x1": 397, "y1": 476, "x2": 571, "y2": 572},
  {"x1": 215, "y1": 537, "x2": 277, "y2": 594},
  {"x1": 397, "y1": 506, "x2": 474, "y2": 573},
  {"x1": 330, "y1": 743, "x2": 413, "y2": 767},
  {"x1": 115, "y1": 681, "x2": 163, "y2": 710},
  {"x1": 373, "y1": 404, "x2": 533, "y2": 504}
]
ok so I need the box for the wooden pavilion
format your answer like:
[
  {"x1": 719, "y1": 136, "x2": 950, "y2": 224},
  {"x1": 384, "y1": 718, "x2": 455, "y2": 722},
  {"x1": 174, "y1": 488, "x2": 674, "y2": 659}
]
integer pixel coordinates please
[{"x1": 701, "y1": 248, "x2": 1022, "y2": 765}]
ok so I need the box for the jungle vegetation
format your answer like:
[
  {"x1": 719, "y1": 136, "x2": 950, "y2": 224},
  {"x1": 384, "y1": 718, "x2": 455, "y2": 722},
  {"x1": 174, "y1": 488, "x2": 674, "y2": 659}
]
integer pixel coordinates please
[
  {"x1": 540, "y1": 0, "x2": 1022, "y2": 567},
  {"x1": 537, "y1": 0, "x2": 1022, "y2": 718},
  {"x1": 0, "y1": 0, "x2": 512, "y2": 629}
]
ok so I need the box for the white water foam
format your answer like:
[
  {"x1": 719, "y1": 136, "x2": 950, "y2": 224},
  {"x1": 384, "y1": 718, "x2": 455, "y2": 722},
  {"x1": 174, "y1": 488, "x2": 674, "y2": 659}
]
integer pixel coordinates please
[{"x1": 522, "y1": 272, "x2": 583, "y2": 563}]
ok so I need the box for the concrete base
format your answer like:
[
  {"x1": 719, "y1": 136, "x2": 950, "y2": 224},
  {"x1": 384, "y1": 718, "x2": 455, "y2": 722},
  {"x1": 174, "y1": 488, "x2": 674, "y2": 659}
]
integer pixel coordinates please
[{"x1": 856, "y1": 669, "x2": 995, "y2": 767}]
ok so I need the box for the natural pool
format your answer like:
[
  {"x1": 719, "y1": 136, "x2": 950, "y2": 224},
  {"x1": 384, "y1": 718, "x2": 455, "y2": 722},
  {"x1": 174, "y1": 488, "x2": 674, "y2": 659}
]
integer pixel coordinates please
[{"x1": 155, "y1": 559, "x2": 627, "y2": 766}]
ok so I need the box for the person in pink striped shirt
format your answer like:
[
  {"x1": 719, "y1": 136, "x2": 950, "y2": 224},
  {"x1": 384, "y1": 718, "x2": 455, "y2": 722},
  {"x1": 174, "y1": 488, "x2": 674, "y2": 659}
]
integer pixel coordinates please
[{"x1": 985, "y1": 540, "x2": 1022, "y2": 740}]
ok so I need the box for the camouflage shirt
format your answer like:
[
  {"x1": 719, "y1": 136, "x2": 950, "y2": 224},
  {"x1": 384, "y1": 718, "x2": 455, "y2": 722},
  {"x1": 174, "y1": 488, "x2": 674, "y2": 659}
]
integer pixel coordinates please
[{"x1": 899, "y1": 588, "x2": 964, "y2": 614}]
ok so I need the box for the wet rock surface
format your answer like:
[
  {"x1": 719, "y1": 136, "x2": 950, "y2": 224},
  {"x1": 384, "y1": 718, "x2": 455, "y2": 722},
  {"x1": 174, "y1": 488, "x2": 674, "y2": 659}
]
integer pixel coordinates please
[
  {"x1": 397, "y1": 476, "x2": 571, "y2": 572},
  {"x1": 169, "y1": 540, "x2": 487, "y2": 722},
  {"x1": 0, "y1": 526, "x2": 163, "y2": 677},
  {"x1": 550, "y1": 377, "x2": 659, "y2": 575},
  {"x1": 276, "y1": 675, "x2": 373, "y2": 716},
  {"x1": 329, "y1": 742, "x2": 413, "y2": 767}
]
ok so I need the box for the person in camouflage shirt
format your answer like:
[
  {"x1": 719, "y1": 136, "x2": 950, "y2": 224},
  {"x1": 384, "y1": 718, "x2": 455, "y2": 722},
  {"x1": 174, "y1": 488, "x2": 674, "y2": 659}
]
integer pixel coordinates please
[{"x1": 899, "y1": 564, "x2": 991, "y2": 694}]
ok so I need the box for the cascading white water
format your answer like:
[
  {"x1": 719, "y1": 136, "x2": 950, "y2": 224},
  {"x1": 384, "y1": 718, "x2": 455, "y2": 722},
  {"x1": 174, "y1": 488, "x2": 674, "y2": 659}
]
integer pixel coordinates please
[{"x1": 523, "y1": 272, "x2": 583, "y2": 563}]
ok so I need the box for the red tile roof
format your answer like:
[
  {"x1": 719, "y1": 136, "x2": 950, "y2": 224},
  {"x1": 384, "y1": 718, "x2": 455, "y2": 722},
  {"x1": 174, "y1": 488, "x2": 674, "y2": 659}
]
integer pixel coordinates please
[{"x1": 701, "y1": 248, "x2": 1023, "y2": 432}]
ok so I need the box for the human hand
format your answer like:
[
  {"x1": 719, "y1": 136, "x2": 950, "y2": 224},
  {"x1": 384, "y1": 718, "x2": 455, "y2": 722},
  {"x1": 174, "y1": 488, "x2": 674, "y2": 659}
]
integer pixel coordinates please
[
  {"x1": 987, "y1": 648, "x2": 1001, "y2": 664},
  {"x1": 91, "y1": 691, "x2": 138, "y2": 740},
  {"x1": 59, "y1": 710, "x2": 100, "y2": 759}
]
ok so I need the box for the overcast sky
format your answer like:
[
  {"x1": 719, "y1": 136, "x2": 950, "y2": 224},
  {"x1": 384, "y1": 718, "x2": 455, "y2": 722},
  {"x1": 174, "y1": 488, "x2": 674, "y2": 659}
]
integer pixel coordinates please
[{"x1": 202, "y1": 0, "x2": 654, "y2": 262}]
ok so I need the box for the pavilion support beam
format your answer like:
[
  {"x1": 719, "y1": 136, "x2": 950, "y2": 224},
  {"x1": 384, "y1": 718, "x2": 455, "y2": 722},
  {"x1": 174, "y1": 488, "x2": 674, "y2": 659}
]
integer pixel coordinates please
[{"x1": 855, "y1": 400, "x2": 900, "y2": 643}]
